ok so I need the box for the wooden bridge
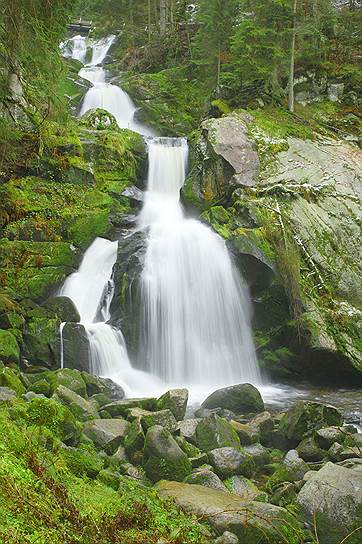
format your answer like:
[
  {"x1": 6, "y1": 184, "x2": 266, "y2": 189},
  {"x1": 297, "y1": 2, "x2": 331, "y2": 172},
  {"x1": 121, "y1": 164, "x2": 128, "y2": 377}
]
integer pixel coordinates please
[{"x1": 68, "y1": 18, "x2": 92, "y2": 34}]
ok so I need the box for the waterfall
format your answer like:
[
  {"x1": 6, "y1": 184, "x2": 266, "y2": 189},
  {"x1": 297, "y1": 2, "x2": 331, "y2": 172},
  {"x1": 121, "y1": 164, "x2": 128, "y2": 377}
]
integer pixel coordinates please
[
  {"x1": 58, "y1": 33, "x2": 261, "y2": 402},
  {"x1": 139, "y1": 138, "x2": 260, "y2": 390},
  {"x1": 72, "y1": 35, "x2": 154, "y2": 136}
]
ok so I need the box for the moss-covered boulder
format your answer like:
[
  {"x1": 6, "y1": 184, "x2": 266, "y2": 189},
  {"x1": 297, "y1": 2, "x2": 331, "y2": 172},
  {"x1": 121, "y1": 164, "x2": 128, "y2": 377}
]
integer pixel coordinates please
[
  {"x1": 157, "y1": 388, "x2": 188, "y2": 421},
  {"x1": 54, "y1": 368, "x2": 87, "y2": 397},
  {"x1": 202, "y1": 384, "x2": 264, "y2": 414},
  {"x1": 156, "y1": 481, "x2": 303, "y2": 543},
  {"x1": 53, "y1": 385, "x2": 99, "y2": 422},
  {"x1": 43, "y1": 296, "x2": 80, "y2": 323},
  {"x1": 83, "y1": 418, "x2": 129, "y2": 454},
  {"x1": 195, "y1": 414, "x2": 241, "y2": 452},
  {"x1": 60, "y1": 323, "x2": 91, "y2": 373},
  {"x1": 0, "y1": 365, "x2": 24, "y2": 395},
  {"x1": 0, "y1": 331, "x2": 20, "y2": 364},
  {"x1": 208, "y1": 447, "x2": 255, "y2": 479},
  {"x1": 143, "y1": 425, "x2": 192, "y2": 483},
  {"x1": 185, "y1": 469, "x2": 227, "y2": 491},
  {"x1": 279, "y1": 401, "x2": 343, "y2": 445},
  {"x1": 140, "y1": 409, "x2": 177, "y2": 433},
  {"x1": 23, "y1": 317, "x2": 60, "y2": 367},
  {"x1": 226, "y1": 476, "x2": 268, "y2": 502},
  {"x1": 81, "y1": 108, "x2": 118, "y2": 131},
  {"x1": 60, "y1": 444, "x2": 104, "y2": 478},
  {"x1": 26, "y1": 396, "x2": 80, "y2": 445}
]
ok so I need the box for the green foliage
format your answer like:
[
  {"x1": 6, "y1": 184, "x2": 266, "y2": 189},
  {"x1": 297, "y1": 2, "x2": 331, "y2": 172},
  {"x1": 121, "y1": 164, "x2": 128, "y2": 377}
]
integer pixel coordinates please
[{"x1": 0, "y1": 400, "x2": 208, "y2": 543}]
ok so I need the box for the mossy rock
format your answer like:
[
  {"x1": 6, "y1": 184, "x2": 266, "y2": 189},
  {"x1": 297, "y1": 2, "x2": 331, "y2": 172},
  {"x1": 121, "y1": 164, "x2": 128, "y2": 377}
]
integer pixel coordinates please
[
  {"x1": 279, "y1": 401, "x2": 343, "y2": 445},
  {"x1": 43, "y1": 296, "x2": 80, "y2": 323},
  {"x1": 54, "y1": 368, "x2": 87, "y2": 398},
  {"x1": 81, "y1": 108, "x2": 119, "y2": 131},
  {"x1": 195, "y1": 414, "x2": 241, "y2": 452},
  {"x1": 23, "y1": 317, "x2": 60, "y2": 367},
  {"x1": 26, "y1": 396, "x2": 81, "y2": 445},
  {"x1": 27, "y1": 379, "x2": 51, "y2": 397},
  {"x1": 0, "y1": 330, "x2": 20, "y2": 364},
  {"x1": 143, "y1": 425, "x2": 192, "y2": 483},
  {"x1": 60, "y1": 444, "x2": 104, "y2": 478},
  {"x1": 0, "y1": 364, "x2": 25, "y2": 394}
]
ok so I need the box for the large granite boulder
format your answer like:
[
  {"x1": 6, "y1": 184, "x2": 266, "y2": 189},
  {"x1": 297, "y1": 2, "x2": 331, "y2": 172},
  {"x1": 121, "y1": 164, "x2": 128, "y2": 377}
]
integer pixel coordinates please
[
  {"x1": 202, "y1": 384, "x2": 264, "y2": 414},
  {"x1": 184, "y1": 113, "x2": 260, "y2": 206},
  {"x1": 297, "y1": 462, "x2": 362, "y2": 541},
  {"x1": 208, "y1": 447, "x2": 254, "y2": 479},
  {"x1": 157, "y1": 388, "x2": 188, "y2": 421},
  {"x1": 156, "y1": 481, "x2": 302, "y2": 543},
  {"x1": 53, "y1": 385, "x2": 98, "y2": 422},
  {"x1": 83, "y1": 418, "x2": 129, "y2": 453},
  {"x1": 185, "y1": 469, "x2": 227, "y2": 491}
]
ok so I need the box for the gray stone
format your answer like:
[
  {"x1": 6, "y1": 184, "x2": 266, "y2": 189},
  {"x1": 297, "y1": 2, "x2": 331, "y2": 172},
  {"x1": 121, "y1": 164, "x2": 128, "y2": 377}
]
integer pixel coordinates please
[
  {"x1": 243, "y1": 443, "x2": 271, "y2": 469},
  {"x1": 143, "y1": 425, "x2": 192, "y2": 483},
  {"x1": 208, "y1": 447, "x2": 254, "y2": 479},
  {"x1": 201, "y1": 115, "x2": 260, "y2": 188},
  {"x1": 297, "y1": 462, "x2": 362, "y2": 536},
  {"x1": 83, "y1": 418, "x2": 129, "y2": 453},
  {"x1": 140, "y1": 409, "x2": 177, "y2": 433},
  {"x1": 215, "y1": 531, "x2": 239, "y2": 544},
  {"x1": 296, "y1": 437, "x2": 326, "y2": 462},
  {"x1": 53, "y1": 385, "x2": 98, "y2": 422},
  {"x1": 315, "y1": 426, "x2": 345, "y2": 449},
  {"x1": 185, "y1": 469, "x2": 227, "y2": 491},
  {"x1": 227, "y1": 475, "x2": 268, "y2": 502},
  {"x1": 177, "y1": 418, "x2": 201, "y2": 444},
  {"x1": 60, "y1": 323, "x2": 91, "y2": 373},
  {"x1": 283, "y1": 450, "x2": 309, "y2": 481},
  {"x1": 202, "y1": 383, "x2": 264, "y2": 414},
  {"x1": 0, "y1": 386, "x2": 16, "y2": 402},
  {"x1": 101, "y1": 397, "x2": 157, "y2": 418},
  {"x1": 157, "y1": 388, "x2": 188, "y2": 421},
  {"x1": 278, "y1": 401, "x2": 343, "y2": 444},
  {"x1": 328, "y1": 83, "x2": 344, "y2": 102},
  {"x1": 44, "y1": 296, "x2": 80, "y2": 323},
  {"x1": 156, "y1": 481, "x2": 301, "y2": 541}
]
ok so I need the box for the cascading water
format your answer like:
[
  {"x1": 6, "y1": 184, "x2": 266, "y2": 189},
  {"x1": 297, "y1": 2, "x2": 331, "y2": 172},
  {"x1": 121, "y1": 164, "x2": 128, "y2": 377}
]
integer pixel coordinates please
[
  {"x1": 59, "y1": 33, "x2": 261, "y2": 403},
  {"x1": 72, "y1": 35, "x2": 154, "y2": 136},
  {"x1": 139, "y1": 139, "x2": 260, "y2": 394}
]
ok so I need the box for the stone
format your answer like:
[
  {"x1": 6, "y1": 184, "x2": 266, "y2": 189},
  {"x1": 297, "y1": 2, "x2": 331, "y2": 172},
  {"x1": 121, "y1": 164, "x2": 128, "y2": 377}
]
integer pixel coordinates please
[
  {"x1": 208, "y1": 447, "x2": 254, "y2": 479},
  {"x1": 60, "y1": 323, "x2": 91, "y2": 373},
  {"x1": 202, "y1": 384, "x2": 264, "y2": 414},
  {"x1": 226, "y1": 475, "x2": 268, "y2": 502},
  {"x1": 194, "y1": 407, "x2": 237, "y2": 421},
  {"x1": 177, "y1": 418, "x2": 201, "y2": 444},
  {"x1": 101, "y1": 397, "x2": 157, "y2": 418},
  {"x1": 195, "y1": 414, "x2": 241, "y2": 452},
  {"x1": 315, "y1": 426, "x2": 345, "y2": 450},
  {"x1": 297, "y1": 462, "x2": 362, "y2": 539},
  {"x1": 190, "y1": 453, "x2": 209, "y2": 468},
  {"x1": 23, "y1": 391, "x2": 47, "y2": 401},
  {"x1": 23, "y1": 317, "x2": 59, "y2": 367},
  {"x1": 0, "y1": 386, "x2": 16, "y2": 402},
  {"x1": 0, "y1": 330, "x2": 20, "y2": 364},
  {"x1": 53, "y1": 385, "x2": 98, "y2": 422},
  {"x1": 124, "y1": 419, "x2": 145, "y2": 462},
  {"x1": 143, "y1": 425, "x2": 192, "y2": 483},
  {"x1": 110, "y1": 445, "x2": 128, "y2": 465},
  {"x1": 283, "y1": 450, "x2": 309, "y2": 481},
  {"x1": 243, "y1": 443, "x2": 271, "y2": 469},
  {"x1": 156, "y1": 481, "x2": 301, "y2": 542},
  {"x1": 54, "y1": 368, "x2": 87, "y2": 397},
  {"x1": 27, "y1": 379, "x2": 51, "y2": 397},
  {"x1": 230, "y1": 421, "x2": 259, "y2": 445},
  {"x1": 81, "y1": 108, "x2": 118, "y2": 130},
  {"x1": 270, "y1": 481, "x2": 297, "y2": 507},
  {"x1": 278, "y1": 401, "x2": 343, "y2": 445},
  {"x1": 0, "y1": 365, "x2": 25, "y2": 395},
  {"x1": 296, "y1": 437, "x2": 326, "y2": 462},
  {"x1": 328, "y1": 83, "x2": 344, "y2": 102},
  {"x1": 121, "y1": 185, "x2": 144, "y2": 203},
  {"x1": 328, "y1": 441, "x2": 345, "y2": 462},
  {"x1": 175, "y1": 435, "x2": 201, "y2": 458},
  {"x1": 43, "y1": 296, "x2": 80, "y2": 323},
  {"x1": 248, "y1": 412, "x2": 274, "y2": 446},
  {"x1": 83, "y1": 419, "x2": 129, "y2": 454},
  {"x1": 118, "y1": 462, "x2": 144, "y2": 481},
  {"x1": 157, "y1": 388, "x2": 188, "y2": 421},
  {"x1": 140, "y1": 409, "x2": 177, "y2": 433},
  {"x1": 215, "y1": 532, "x2": 239, "y2": 544},
  {"x1": 185, "y1": 469, "x2": 227, "y2": 491}
]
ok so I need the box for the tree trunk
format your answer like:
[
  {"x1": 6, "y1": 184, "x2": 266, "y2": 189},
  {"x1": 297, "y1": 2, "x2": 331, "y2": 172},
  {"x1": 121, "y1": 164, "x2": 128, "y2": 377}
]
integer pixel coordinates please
[
  {"x1": 148, "y1": 0, "x2": 152, "y2": 41},
  {"x1": 288, "y1": 0, "x2": 297, "y2": 113},
  {"x1": 160, "y1": 0, "x2": 167, "y2": 35}
]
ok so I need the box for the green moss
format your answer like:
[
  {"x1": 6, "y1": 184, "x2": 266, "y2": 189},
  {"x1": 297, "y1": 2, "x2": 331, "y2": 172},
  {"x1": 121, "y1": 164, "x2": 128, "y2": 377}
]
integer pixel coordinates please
[
  {"x1": 0, "y1": 331, "x2": 20, "y2": 365},
  {"x1": 0, "y1": 364, "x2": 24, "y2": 394},
  {"x1": 61, "y1": 444, "x2": 104, "y2": 478}
]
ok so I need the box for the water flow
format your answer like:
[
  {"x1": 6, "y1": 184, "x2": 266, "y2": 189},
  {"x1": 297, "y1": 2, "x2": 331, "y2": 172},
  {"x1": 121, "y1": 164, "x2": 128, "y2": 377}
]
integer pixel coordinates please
[
  {"x1": 75, "y1": 35, "x2": 154, "y2": 136},
  {"x1": 59, "y1": 238, "x2": 161, "y2": 396},
  {"x1": 139, "y1": 138, "x2": 261, "y2": 393}
]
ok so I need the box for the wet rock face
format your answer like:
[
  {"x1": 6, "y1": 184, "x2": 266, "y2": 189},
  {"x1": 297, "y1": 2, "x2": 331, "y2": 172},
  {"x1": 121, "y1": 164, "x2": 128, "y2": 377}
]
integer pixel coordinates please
[{"x1": 110, "y1": 229, "x2": 147, "y2": 357}]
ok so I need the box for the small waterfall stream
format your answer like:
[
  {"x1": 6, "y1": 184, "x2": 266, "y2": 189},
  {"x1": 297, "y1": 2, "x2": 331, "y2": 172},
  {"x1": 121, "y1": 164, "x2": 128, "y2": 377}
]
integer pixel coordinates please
[{"x1": 60, "y1": 35, "x2": 261, "y2": 402}]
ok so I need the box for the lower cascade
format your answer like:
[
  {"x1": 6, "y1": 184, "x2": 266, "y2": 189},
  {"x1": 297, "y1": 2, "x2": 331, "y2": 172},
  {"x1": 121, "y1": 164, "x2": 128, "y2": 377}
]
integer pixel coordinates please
[{"x1": 59, "y1": 35, "x2": 261, "y2": 401}]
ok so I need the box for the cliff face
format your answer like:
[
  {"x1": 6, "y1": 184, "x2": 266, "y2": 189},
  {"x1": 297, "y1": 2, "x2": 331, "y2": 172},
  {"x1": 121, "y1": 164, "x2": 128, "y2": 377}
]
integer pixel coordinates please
[{"x1": 184, "y1": 112, "x2": 362, "y2": 383}]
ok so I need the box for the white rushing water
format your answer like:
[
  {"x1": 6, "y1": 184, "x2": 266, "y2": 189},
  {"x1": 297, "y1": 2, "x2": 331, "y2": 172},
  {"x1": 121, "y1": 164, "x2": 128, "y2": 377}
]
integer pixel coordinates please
[
  {"x1": 59, "y1": 34, "x2": 261, "y2": 403},
  {"x1": 139, "y1": 138, "x2": 260, "y2": 395},
  {"x1": 70, "y1": 34, "x2": 154, "y2": 136}
]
